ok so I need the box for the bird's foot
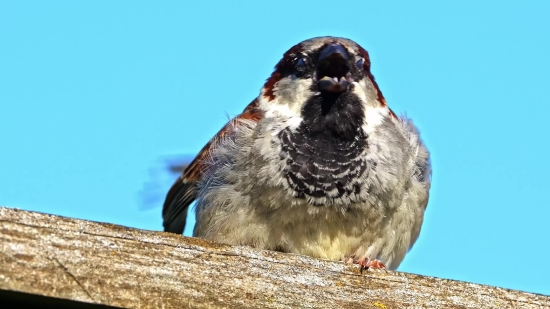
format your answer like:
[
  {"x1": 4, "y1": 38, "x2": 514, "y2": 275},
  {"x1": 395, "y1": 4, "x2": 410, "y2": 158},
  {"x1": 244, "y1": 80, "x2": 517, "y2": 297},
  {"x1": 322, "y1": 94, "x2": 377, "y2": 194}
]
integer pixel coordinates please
[{"x1": 346, "y1": 256, "x2": 387, "y2": 273}]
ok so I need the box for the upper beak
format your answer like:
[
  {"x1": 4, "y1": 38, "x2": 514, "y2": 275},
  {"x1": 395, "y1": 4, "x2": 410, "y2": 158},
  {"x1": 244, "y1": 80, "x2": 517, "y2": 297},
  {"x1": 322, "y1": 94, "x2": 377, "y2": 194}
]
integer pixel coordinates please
[
  {"x1": 319, "y1": 44, "x2": 349, "y2": 62},
  {"x1": 316, "y1": 44, "x2": 351, "y2": 93}
]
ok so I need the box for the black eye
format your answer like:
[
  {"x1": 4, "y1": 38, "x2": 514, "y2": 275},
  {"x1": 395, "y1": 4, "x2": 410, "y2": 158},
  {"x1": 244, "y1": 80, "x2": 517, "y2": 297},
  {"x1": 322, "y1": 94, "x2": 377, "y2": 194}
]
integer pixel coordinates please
[
  {"x1": 294, "y1": 57, "x2": 310, "y2": 77},
  {"x1": 355, "y1": 58, "x2": 364, "y2": 70},
  {"x1": 296, "y1": 57, "x2": 306, "y2": 69}
]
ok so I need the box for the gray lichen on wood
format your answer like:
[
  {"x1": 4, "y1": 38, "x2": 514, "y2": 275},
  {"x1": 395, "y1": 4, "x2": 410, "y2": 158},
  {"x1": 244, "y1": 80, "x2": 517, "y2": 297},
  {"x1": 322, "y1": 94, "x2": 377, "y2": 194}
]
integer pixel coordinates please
[{"x1": 0, "y1": 207, "x2": 548, "y2": 308}]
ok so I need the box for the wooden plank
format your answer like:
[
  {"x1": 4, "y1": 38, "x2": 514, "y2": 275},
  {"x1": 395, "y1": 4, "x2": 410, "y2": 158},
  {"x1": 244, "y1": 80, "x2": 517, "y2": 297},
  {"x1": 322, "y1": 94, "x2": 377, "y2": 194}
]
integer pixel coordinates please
[{"x1": 0, "y1": 207, "x2": 548, "y2": 309}]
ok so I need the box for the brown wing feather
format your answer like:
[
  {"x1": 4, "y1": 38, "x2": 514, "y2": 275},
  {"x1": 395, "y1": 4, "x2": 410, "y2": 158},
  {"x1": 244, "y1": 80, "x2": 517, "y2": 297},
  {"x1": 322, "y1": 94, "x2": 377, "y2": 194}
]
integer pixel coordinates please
[{"x1": 162, "y1": 99, "x2": 263, "y2": 234}]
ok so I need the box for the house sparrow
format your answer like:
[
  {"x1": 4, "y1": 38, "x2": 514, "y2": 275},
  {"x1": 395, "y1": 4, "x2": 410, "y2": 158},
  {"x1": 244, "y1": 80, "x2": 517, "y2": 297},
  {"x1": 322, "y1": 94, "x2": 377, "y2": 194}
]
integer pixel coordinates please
[{"x1": 163, "y1": 36, "x2": 431, "y2": 270}]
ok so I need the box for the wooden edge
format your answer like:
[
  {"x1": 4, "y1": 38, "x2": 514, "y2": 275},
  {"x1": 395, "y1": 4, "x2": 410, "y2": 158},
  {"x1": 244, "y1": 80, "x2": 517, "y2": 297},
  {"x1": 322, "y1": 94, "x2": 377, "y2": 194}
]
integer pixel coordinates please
[{"x1": 1, "y1": 207, "x2": 548, "y2": 309}]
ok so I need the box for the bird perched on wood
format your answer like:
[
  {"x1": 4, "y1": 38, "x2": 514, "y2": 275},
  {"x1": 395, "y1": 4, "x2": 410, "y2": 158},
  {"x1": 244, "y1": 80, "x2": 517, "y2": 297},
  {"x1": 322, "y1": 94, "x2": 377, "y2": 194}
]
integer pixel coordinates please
[{"x1": 163, "y1": 36, "x2": 431, "y2": 270}]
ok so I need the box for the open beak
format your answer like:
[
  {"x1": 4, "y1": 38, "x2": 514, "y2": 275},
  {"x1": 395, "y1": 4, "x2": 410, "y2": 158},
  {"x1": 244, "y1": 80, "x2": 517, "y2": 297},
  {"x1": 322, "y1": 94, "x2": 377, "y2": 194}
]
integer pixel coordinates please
[{"x1": 315, "y1": 44, "x2": 351, "y2": 93}]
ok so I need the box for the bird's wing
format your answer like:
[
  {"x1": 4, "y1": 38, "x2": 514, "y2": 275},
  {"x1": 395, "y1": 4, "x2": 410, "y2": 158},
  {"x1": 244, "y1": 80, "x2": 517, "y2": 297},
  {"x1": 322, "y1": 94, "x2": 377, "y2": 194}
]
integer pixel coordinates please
[{"x1": 162, "y1": 99, "x2": 263, "y2": 234}]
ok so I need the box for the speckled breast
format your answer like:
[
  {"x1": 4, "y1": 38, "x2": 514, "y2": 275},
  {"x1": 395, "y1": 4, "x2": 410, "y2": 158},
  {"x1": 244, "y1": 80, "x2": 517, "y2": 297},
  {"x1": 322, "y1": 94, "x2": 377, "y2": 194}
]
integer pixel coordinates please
[{"x1": 278, "y1": 126, "x2": 372, "y2": 205}]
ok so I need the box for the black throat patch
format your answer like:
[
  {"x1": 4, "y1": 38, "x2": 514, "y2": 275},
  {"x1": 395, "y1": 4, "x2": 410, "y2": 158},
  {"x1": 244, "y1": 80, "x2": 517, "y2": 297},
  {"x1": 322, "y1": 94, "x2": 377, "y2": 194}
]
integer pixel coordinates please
[{"x1": 278, "y1": 92, "x2": 370, "y2": 205}]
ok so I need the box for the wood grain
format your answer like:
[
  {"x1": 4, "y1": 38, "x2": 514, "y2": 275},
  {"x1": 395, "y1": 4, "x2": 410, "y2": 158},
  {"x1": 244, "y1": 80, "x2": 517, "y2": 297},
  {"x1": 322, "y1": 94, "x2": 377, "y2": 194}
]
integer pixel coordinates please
[{"x1": 1, "y1": 207, "x2": 548, "y2": 308}]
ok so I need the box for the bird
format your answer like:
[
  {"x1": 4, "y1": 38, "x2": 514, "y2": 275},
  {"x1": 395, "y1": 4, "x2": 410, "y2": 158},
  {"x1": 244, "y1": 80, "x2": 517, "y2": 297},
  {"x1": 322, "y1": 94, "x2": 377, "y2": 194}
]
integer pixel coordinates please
[{"x1": 162, "y1": 36, "x2": 431, "y2": 270}]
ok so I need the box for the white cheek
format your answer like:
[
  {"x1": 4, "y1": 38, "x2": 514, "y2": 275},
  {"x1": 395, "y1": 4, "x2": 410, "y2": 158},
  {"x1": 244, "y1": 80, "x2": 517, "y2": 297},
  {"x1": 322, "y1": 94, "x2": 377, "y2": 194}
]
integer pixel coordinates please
[
  {"x1": 262, "y1": 101, "x2": 298, "y2": 117},
  {"x1": 362, "y1": 106, "x2": 389, "y2": 135},
  {"x1": 285, "y1": 116, "x2": 303, "y2": 130},
  {"x1": 352, "y1": 79, "x2": 378, "y2": 107},
  {"x1": 352, "y1": 80, "x2": 390, "y2": 135},
  {"x1": 286, "y1": 79, "x2": 314, "y2": 112},
  {"x1": 259, "y1": 77, "x2": 313, "y2": 131}
]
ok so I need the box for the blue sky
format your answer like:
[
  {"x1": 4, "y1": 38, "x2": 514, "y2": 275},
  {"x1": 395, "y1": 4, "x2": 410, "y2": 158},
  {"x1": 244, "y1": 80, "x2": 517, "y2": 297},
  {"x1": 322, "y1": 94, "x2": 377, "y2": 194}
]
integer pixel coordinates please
[{"x1": 1, "y1": 1, "x2": 549, "y2": 296}]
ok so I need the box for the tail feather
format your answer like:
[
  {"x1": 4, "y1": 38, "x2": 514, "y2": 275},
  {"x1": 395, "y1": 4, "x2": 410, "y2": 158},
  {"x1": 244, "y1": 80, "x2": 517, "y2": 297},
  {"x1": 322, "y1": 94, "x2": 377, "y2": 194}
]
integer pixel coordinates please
[{"x1": 162, "y1": 178, "x2": 196, "y2": 234}]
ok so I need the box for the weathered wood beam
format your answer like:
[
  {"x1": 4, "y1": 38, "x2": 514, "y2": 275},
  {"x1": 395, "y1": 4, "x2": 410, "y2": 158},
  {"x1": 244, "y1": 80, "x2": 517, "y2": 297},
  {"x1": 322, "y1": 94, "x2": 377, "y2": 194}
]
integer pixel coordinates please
[{"x1": 0, "y1": 207, "x2": 548, "y2": 308}]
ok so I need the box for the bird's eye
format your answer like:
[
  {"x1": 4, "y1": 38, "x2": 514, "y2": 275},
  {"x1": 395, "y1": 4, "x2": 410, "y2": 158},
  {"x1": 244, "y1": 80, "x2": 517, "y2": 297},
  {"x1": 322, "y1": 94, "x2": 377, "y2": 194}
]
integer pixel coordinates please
[
  {"x1": 355, "y1": 58, "x2": 364, "y2": 70},
  {"x1": 296, "y1": 57, "x2": 306, "y2": 69},
  {"x1": 294, "y1": 57, "x2": 310, "y2": 77}
]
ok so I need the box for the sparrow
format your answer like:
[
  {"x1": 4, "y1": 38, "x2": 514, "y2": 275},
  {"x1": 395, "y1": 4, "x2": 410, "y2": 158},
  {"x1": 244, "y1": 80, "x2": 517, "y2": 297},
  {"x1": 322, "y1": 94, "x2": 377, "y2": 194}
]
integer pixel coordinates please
[{"x1": 163, "y1": 36, "x2": 431, "y2": 270}]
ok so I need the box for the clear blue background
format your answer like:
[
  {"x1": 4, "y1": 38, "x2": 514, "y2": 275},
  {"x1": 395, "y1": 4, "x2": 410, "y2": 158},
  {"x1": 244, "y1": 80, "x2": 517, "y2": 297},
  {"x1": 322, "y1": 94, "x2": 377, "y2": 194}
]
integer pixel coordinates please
[{"x1": 1, "y1": 1, "x2": 549, "y2": 296}]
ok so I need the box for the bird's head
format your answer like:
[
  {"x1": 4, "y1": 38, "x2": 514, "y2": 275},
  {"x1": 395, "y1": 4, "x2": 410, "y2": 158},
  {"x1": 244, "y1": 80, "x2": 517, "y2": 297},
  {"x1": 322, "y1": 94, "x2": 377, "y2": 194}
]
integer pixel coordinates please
[{"x1": 259, "y1": 36, "x2": 393, "y2": 137}]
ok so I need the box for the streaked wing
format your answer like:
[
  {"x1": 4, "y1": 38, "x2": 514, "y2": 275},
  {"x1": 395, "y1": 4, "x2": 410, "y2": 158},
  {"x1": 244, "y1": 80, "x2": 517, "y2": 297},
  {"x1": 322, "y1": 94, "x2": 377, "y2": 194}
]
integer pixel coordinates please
[{"x1": 162, "y1": 99, "x2": 263, "y2": 234}]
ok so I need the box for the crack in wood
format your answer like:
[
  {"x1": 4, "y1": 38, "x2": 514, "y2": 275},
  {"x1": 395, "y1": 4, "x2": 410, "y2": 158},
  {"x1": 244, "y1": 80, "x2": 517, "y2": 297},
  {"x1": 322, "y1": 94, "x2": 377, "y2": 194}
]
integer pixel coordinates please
[{"x1": 52, "y1": 257, "x2": 95, "y2": 303}]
